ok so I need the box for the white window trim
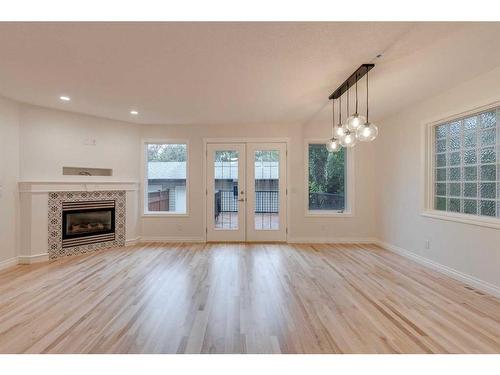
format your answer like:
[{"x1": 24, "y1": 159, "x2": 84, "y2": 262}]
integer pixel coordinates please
[
  {"x1": 304, "y1": 139, "x2": 354, "y2": 217},
  {"x1": 422, "y1": 99, "x2": 500, "y2": 230},
  {"x1": 142, "y1": 139, "x2": 190, "y2": 217}
]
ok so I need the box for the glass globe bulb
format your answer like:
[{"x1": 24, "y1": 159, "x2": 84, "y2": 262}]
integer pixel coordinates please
[
  {"x1": 334, "y1": 125, "x2": 346, "y2": 138},
  {"x1": 339, "y1": 130, "x2": 357, "y2": 148},
  {"x1": 356, "y1": 122, "x2": 379, "y2": 142},
  {"x1": 326, "y1": 137, "x2": 341, "y2": 152},
  {"x1": 346, "y1": 113, "x2": 366, "y2": 132}
]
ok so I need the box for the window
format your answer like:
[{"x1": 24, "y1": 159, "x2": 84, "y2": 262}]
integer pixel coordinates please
[
  {"x1": 307, "y1": 143, "x2": 348, "y2": 213},
  {"x1": 432, "y1": 107, "x2": 499, "y2": 219},
  {"x1": 145, "y1": 143, "x2": 188, "y2": 214}
]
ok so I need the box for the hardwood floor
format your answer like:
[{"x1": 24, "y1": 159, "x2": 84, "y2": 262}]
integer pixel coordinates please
[{"x1": 0, "y1": 242, "x2": 499, "y2": 354}]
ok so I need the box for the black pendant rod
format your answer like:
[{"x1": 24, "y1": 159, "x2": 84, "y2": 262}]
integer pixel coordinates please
[
  {"x1": 338, "y1": 94, "x2": 342, "y2": 125},
  {"x1": 346, "y1": 82, "x2": 349, "y2": 116},
  {"x1": 366, "y1": 67, "x2": 370, "y2": 122},
  {"x1": 331, "y1": 97, "x2": 335, "y2": 138},
  {"x1": 355, "y1": 74, "x2": 359, "y2": 114},
  {"x1": 328, "y1": 64, "x2": 375, "y2": 100}
]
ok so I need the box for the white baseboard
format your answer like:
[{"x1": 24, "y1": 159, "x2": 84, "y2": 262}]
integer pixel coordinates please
[
  {"x1": 287, "y1": 237, "x2": 378, "y2": 244},
  {"x1": 139, "y1": 237, "x2": 377, "y2": 244},
  {"x1": 18, "y1": 252, "x2": 50, "y2": 265},
  {"x1": 375, "y1": 239, "x2": 500, "y2": 299},
  {"x1": 125, "y1": 237, "x2": 141, "y2": 246},
  {"x1": 140, "y1": 236, "x2": 206, "y2": 243},
  {"x1": 0, "y1": 257, "x2": 18, "y2": 271}
]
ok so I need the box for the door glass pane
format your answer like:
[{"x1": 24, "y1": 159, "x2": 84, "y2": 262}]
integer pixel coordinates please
[
  {"x1": 254, "y1": 150, "x2": 279, "y2": 230},
  {"x1": 214, "y1": 151, "x2": 239, "y2": 230}
]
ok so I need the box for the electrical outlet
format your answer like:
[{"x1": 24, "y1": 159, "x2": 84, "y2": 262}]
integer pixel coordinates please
[
  {"x1": 84, "y1": 138, "x2": 96, "y2": 146},
  {"x1": 424, "y1": 240, "x2": 430, "y2": 250}
]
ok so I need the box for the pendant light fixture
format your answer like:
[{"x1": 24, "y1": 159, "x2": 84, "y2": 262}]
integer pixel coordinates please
[
  {"x1": 327, "y1": 63, "x2": 377, "y2": 149},
  {"x1": 334, "y1": 95, "x2": 346, "y2": 138},
  {"x1": 326, "y1": 98, "x2": 341, "y2": 152},
  {"x1": 346, "y1": 72, "x2": 366, "y2": 131},
  {"x1": 339, "y1": 127, "x2": 357, "y2": 148},
  {"x1": 338, "y1": 82, "x2": 357, "y2": 148},
  {"x1": 356, "y1": 66, "x2": 378, "y2": 142}
]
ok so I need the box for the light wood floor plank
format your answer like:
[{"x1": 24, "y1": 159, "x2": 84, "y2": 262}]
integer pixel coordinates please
[{"x1": 0, "y1": 242, "x2": 499, "y2": 353}]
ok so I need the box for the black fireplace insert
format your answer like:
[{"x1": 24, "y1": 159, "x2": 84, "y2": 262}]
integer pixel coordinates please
[{"x1": 62, "y1": 203, "x2": 115, "y2": 240}]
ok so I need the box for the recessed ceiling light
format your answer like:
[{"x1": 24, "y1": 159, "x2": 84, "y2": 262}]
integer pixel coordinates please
[
  {"x1": 59, "y1": 96, "x2": 71, "y2": 101},
  {"x1": 130, "y1": 110, "x2": 139, "y2": 115}
]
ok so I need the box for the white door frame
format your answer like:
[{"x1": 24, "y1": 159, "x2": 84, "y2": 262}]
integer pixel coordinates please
[{"x1": 203, "y1": 138, "x2": 290, "y2": 242}]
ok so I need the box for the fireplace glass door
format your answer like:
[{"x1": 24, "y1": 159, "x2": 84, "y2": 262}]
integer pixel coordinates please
[{"x1": 63, "y1": 209, "x2": 114, "y2": 239}]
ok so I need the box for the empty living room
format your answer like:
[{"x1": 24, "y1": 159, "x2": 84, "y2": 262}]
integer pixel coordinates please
[{"x1": 1, "y1": 1, "x2": 500, "y2": 372}]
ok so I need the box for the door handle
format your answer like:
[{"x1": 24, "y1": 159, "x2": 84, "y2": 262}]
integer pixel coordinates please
[{"x1": 238, "y1": 198, "x2": 245, "y2": 202}]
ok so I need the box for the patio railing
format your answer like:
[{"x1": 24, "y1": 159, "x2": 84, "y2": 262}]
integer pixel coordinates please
[
  {"x1": 214, "y1": 190, "x2": 279, "y2": 217},
  {"x1": 308, "y1": 192, "x2": 344, "y2": 211},
  {"x1": 255, "y1": 191, "x2": 279, "y2": 213}
]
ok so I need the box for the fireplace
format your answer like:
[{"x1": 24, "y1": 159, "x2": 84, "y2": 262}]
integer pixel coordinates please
[{"x1": 62, "y1": 200, "x2": 116, "y2": 248}]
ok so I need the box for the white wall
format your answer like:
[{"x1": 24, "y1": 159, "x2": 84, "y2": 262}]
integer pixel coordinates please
[
  {"x1": 0, "y1": 97, "x2": 20, "y2": 266},
  {"x1": 140, "y1": 122, "x2": 377, "y2": 242},
  {"x1": 19, "y1": 105, "x2": 141, "y2": 181},
  {"x1": 376, "y1": 65, "x2": 500, "y2": 290},
  {"x1": 140, "y1": 123, "x2": 301, "y2": 240},
  {"x1": 18, "y1": 104, "x2": 142, "y2": 246},
  {"x1": 0, "y1": 99, "x2": 377, "y2": 259}
]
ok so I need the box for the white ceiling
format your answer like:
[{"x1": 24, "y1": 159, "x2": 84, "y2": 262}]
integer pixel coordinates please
[{"x1": 0, "y1": 22, "x2": 499, "y2": 125}]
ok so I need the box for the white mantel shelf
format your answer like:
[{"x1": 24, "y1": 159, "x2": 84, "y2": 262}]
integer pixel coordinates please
[{"x1": 19, "y1": 180, "x2": 140, "y2": 193}]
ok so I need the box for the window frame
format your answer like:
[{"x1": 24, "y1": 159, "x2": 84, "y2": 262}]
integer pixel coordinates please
[
  {"x1": 304, "y1": 139, "x2": 354, "y2": 217},
  {"x1": 142, "y1": 139, "x2": 190, "y2": 217},
  {"x1": 422, "y1": 100, "x2": 500, "y2": 230}
]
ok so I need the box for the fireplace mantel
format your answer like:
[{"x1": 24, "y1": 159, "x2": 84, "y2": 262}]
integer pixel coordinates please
[
  {"x1": 18, "y1": 180, "x2": 140, "y2": 264},
  {"x1": 19, "y1": 180, "x2": 139, "y2": 193}
]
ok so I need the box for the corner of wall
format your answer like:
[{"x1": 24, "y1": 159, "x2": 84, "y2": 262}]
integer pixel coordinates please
[{"x1": 0, "y1": 96, "x2": 21, "y2": 264}]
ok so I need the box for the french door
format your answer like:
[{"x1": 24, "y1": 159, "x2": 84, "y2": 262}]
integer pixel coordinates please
[
  {"x1": 206, "y1": 144, "x2": 246, "y2": 241},
  {"x1": 206, "y1": 142, "x2": 287, "y2": 242}
]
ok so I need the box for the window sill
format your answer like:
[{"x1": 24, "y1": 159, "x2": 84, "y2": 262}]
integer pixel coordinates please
[
  {"x1": 421, "y1": 210, "x2": 500, "y2": 230},
  {"x1": 305, "y1": 211, "x2": 354, "y2": 218},
  {"x1": 142, "y1": 212, "x2": 189, "y2": 218}
]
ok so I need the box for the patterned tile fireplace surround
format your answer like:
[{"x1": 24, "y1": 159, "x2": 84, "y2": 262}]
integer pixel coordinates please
[
  {"x1": 48, "y1": 190, "x2": 126, "y2": 259},
  {"x1": 18, "y1": 181, "x2": 139, "y2": 263}
]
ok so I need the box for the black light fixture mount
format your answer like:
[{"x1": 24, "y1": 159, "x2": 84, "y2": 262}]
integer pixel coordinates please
[{"x1": 328, "y1": 64, "x2": 375, "y2": 100}]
